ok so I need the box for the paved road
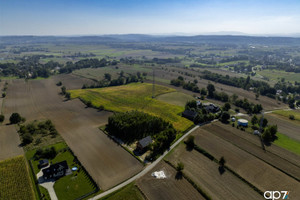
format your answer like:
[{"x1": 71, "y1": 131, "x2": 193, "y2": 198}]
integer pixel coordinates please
[{"x1": 90, "y1": 125, "x2": 200, "y2": 200}]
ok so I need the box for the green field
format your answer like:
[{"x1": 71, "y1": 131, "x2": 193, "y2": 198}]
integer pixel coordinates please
[
  {"x1": 257, "y1": 70, "x2": 300, "y2": 83},
  {"x1": 157, "y1": 92, "x2": 195, "y2": 107},
  {"x1": 100, "y1": 182, "x2": 144, "y2": 200},
  {"x1": 26, "y1": 143, "x2": 97, "y2": 200},
  {"x1": 70, "y1": 83, "x2": 193, "y2": 131},
  {"x1": 0, "y1": 156, "x2": 35, "y2": 200},
  {"x1": 272, "y1": 110, "x2": 300, "y2": 122},
  {"x1": 274, "y1": 132, "x2": 300, "y2": 156}
]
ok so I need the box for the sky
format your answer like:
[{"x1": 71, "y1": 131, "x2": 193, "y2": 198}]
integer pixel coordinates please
[{"x1": 1, "y1": 0, "x2": 300, "y2": 36}]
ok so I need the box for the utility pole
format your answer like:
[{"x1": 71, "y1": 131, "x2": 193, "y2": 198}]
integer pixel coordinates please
[
  {"x1": 152, "y1": 65, "x2": 155, "y2": 98},
  {"x1": 259, "y1": 110, "x2": 266, "y2": 151}
]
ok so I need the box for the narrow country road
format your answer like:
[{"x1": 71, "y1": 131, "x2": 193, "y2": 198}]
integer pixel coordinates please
[{"x1": 90, "y1": 125, "x2": 201, "y2": 200}]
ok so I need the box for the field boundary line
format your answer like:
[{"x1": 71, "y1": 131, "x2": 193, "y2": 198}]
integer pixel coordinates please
[{"x1": 135, "y1": 184, "x2": 149, "y2": 200}]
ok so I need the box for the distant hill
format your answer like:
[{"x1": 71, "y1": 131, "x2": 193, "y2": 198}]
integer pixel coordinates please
[{"x1": 1, "y1": 34, "x2": 300, "y2": 46}]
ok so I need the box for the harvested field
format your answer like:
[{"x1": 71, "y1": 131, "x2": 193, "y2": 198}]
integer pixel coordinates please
[
  {"x1": 192, "y1": 126, "x2": 300, "y2": 199},
  {"x1": 266, "y1": 113, "x2": 300, "y2": 141},
  {"x1": 70, "y1": 83, "x2": 193, "y2": 131},
  {"x1": 201, "y1": 122, "x2": 300, "y2": 181},
  {"x1": 156, "y1": 92, "x2": 195, "y2": 107},
  {"x1": 3, "y1": 76, "x2": 143, "y2": 190},
  {"x1": 52, "y1": 74, "x2": 95, "y2": 90},
  {"x1": 166, "y1": 143, "x2": 263, "y2": 200},
  {"x1": 0, "y1": 125, "x2": 23, "y2": 161},
  {"x1": 137, "y1": 161, "x2": 205, "y2": 200}
]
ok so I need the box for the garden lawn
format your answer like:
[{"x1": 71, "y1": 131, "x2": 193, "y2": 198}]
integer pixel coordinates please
[
  {"x1": 70, "y1": 83, "x2": 193, "y2": 131},
  {"x1": 26, "y1": 142, "x2": 97, "y2": 200}
]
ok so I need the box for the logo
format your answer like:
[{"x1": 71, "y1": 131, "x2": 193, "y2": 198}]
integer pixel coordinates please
[{"x1": 264, "y1": 191, "x2": 289, "y2": 200}]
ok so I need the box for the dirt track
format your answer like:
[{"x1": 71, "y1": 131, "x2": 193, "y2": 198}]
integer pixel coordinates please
[
  {"x1": 166, "y1": 143, "x2": 263, "y2": 200},
  {"x1": 192, "y1": 127, "x2": 300, "y2": 199},
  {"x1": 137, "y1": 161, "x2": 205, "y2": 200},
  {"x1": 3, "y1": 75, "x2": 143, "y2": 190},
  {"x1": 0, "y1": 125, "x2": 24, "y2": 161}
]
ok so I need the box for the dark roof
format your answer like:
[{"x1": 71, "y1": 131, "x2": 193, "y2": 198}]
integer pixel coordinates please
[
  {"x1": 204, "y1": 103, "x2": 220, "y2": 112},
  {"x1": 138, "y1": 136, "x2": 152, "y2": 148},
  {"x1": 182, "y1": 110, "x2": 197, "y2": 120},
  {"x1": 39, "y1": 159, "x2": 49, "y2": 165},
  {"x1": 42, "y1": 160, "x2": 69, "y2": 180}
]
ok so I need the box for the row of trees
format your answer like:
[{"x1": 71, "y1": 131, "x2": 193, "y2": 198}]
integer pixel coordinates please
[
  {"x1": 201, "y1": 70, "x2": 276, "y2": 96},
  {"x1": 59, "y1": 58, "x2": 109, "y2": 73},
  {"x1": 170, "y1": 76, "x2": 200, "y2": 93},
  {"x1": 207, "y1": 83, "x2": 263, "y2": 114},
  {"x1": 82, "y1": 71, "x2": 146, "y2": 89}
]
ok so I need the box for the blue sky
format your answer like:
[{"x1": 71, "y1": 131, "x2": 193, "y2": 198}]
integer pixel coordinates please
[{"x1": 1, "y1": 0, "x2": 300, "y2": 35}]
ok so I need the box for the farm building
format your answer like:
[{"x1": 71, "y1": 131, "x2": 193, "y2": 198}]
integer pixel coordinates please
[
  {"x1": 182, "y1": 110, "x2": 197, "y2": 121},
  {"x1": 137, "y1": 136, "x2": 152, "y2": 151},
  {"x1": 203, "y1": 103, "x2": 220, "y2": 113},
  {"x1": 238, "y1": 119, "x2": 248, "y2": 127},
  {"x1": 42, "y1": 160, "x2": 70, "y2": 180}
]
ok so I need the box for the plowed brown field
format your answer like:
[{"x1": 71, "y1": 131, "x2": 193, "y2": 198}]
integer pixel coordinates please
[
  {"x1": 166, "y1": 144, "x2": 263, "y2": 200},
  {"x1": 0, "y1": 126, "x2": 23, "y2": 161},
  {"x1": 192, "y1": 126, "x2": 300, "y2": 199},
  {"x1": 2, "y1": 75, "x2": 143, "y2": 190},
  {"x1": 136, "y1": 161, "x2": 205, "y2": 200},
  {"x1": 201, "y1": 122, "x2": 300, "y2": 181}
]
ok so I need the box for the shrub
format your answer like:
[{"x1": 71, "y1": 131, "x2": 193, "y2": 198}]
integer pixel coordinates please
[
  {"x1": 186, "y1": 136, "x2": 195, "y2": 149},
  {"x1": 9, "y1": 113, "x2": 22, "y2": 124},
  {"x1": 220, "y1": 112, "x2": 230, "y2": 123},
  {"x1": 176, "y1": 162, "x2": 184, "y2": 172},
  {"x1": 0, "y1": 114, "x2": 4, "y2": 123},
  {"x1": 289, "y1": 115, "x2": 295, "y2": 120},
  {"x1": 86, "y1": 100, "x2": 92, "y2": 107},
  {"x1": 22, "y1": 133, "x2": 33, "y2": 144}
]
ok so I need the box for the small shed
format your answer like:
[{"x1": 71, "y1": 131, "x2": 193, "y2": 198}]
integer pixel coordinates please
[
  {"x1": 238, "y1": 119, "x2": 248, "y2": 127},
  {"x1": 137, "y1": 136, "x2": 152, "y2": 151}
]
